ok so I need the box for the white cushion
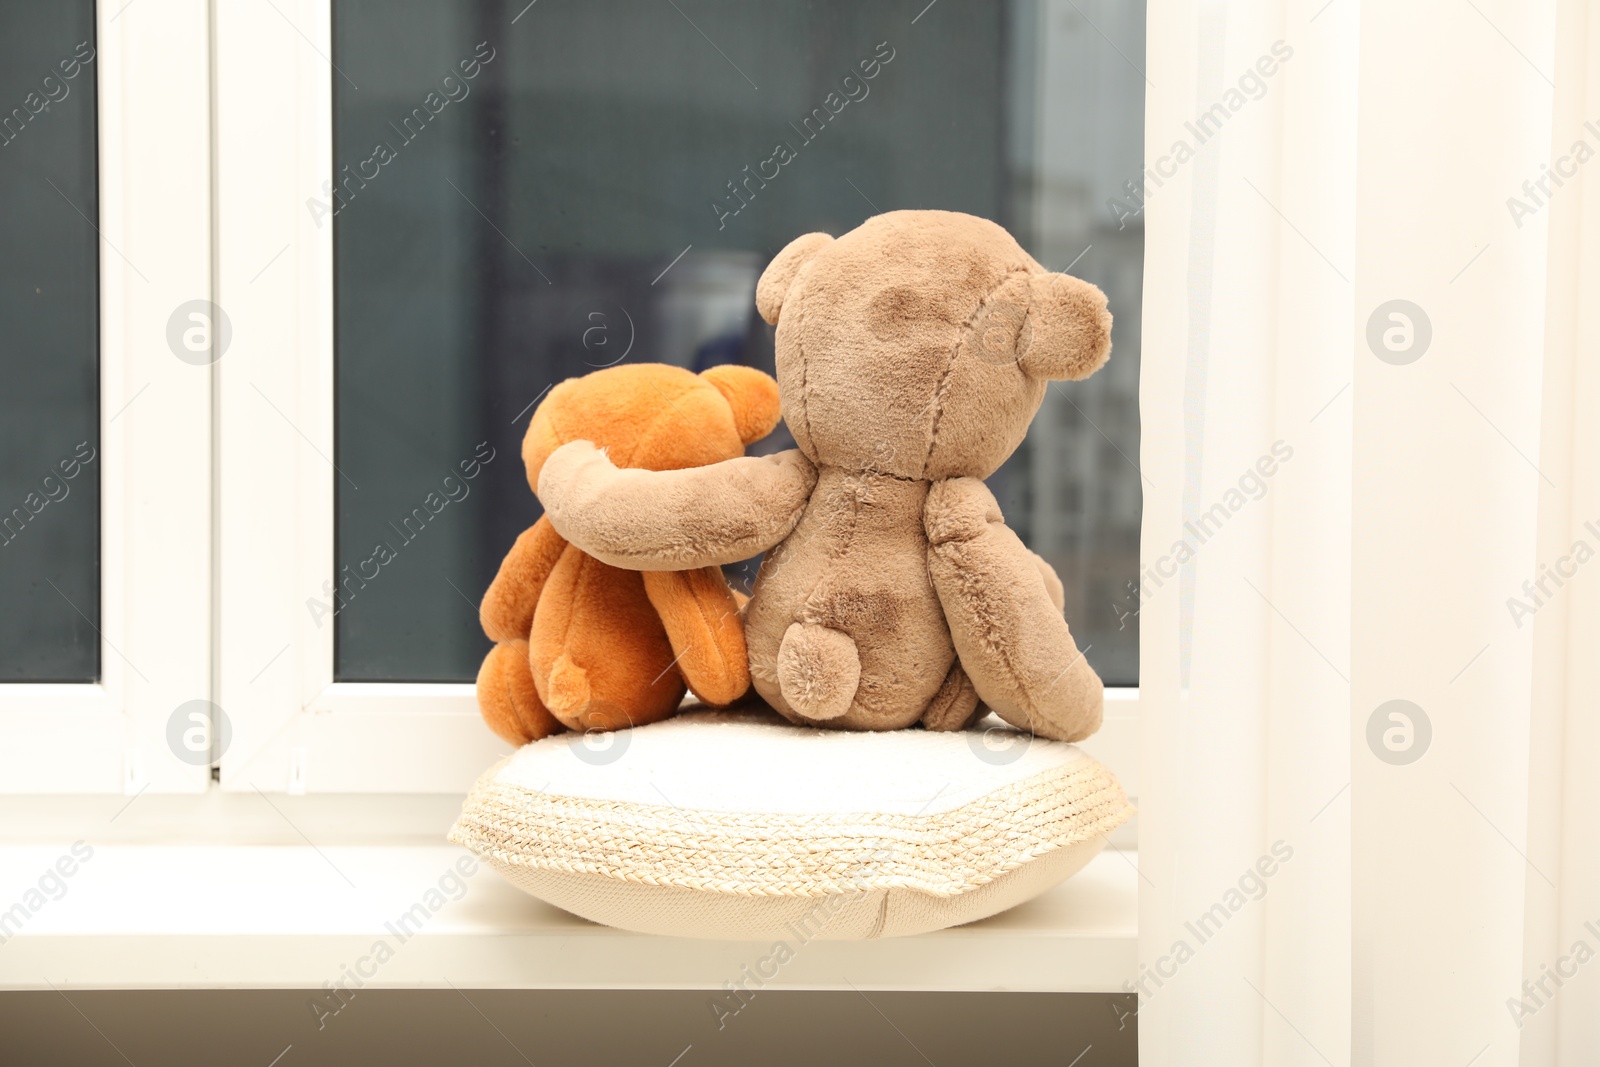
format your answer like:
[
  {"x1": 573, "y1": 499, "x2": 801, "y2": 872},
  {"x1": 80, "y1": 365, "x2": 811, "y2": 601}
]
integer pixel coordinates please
[{"x1": 449, "y1": 708, "x2": 1132, "y2": 940}]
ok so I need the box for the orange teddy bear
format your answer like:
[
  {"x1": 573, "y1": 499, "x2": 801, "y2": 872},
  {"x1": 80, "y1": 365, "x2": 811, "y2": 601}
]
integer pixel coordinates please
[{"x1": 475, "y1": 362, "x2": 782, "y2": 745}]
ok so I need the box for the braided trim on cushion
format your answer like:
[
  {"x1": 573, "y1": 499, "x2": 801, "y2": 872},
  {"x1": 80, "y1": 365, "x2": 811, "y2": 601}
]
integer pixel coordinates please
[{"x1": 449, "y1": 753, "x2": 1131, "y2": 899}]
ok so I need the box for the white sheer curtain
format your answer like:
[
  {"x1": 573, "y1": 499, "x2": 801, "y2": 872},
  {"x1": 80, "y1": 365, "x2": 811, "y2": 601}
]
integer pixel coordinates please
[{"x1": 1139, "y1": 1, "x2": 1600, "y2": 1064}]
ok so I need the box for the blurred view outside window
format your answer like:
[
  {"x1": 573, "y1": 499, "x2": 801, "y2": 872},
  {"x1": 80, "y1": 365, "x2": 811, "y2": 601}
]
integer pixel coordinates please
[
  {"x1": 331, "y1": 0, "x2": 1143, "y2": 685},
  {"x1": 0, "y1": 3, "x2": 100, "y2": 681}
]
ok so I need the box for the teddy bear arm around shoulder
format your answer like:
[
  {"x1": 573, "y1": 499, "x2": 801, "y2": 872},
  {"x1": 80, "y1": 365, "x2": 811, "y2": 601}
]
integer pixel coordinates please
[
  {"x1": 476, "y1": 362, "x2": 787, "y2": 746},
  {"x1": 537, "y1": 442, "x2": 817, "y2": 571}
]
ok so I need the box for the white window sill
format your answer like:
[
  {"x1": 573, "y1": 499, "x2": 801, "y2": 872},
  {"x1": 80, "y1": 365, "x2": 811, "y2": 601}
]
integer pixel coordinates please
[{"x1": 0, "y1": 840, "x2": 1136, "y2": 993}]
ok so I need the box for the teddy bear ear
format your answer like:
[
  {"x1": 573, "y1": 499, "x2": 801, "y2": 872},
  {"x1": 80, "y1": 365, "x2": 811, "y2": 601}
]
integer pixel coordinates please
[
  {"x1": 1016, "y1": 272, "x2": 1113, "y2": 381},
  {"x1": 701, "y1": 364, "x2": 782, "y2": 445},
  {"x1": 755, "y1": 232, "x2": 834, "y2": 325}
]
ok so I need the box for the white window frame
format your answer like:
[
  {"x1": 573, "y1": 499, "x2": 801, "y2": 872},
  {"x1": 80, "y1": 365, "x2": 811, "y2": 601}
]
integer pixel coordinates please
[
  {"x1": 214, "y1": 0, "x2": 505, "y2": 794},
  {"x1": 0, "y1": 0, "x2": 214, "y2": 795},
  {"x1": 212, "y1": 0, "x2": 1140, "y2": 803}
]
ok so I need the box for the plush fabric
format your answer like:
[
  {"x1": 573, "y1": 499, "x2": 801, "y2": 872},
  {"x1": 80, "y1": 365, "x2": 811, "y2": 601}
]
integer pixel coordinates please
[
  {"x1": 538, "y1": 211, "x2": 1112, "y2": 741},
  {"x1": 476, "y1": 363, "x2": 782, "y2": 744},
  {"x1": 449, "y1": 708, "x2": 1133, "y2": 940}
]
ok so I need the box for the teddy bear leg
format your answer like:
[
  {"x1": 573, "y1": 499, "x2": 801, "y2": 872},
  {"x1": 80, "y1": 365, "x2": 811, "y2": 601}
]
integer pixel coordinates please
[
  {"x1": 920, "y1": 659, "x2": 982, "y2": 732},
  {"x1": 476, "y1": 640, "x2": 564, "y2": 745}
]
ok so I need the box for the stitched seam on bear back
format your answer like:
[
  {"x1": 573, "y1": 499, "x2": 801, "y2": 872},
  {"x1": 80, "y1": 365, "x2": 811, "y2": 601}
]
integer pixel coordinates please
[
  {"x1": 790, "y1": 269, "x2": 816, "y2": 459},
  {"x1": 799, "y1": 469, "x2": 864, "y2": 625}
]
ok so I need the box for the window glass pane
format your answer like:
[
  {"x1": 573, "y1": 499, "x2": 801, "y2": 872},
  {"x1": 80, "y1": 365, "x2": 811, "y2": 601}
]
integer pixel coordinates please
[
  {"x1": 332, "y1": 0, "x2": 1142, "y2": 685},
  {"x1": 0, "y1": 5, "x2": 100, "y2": 682}
]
